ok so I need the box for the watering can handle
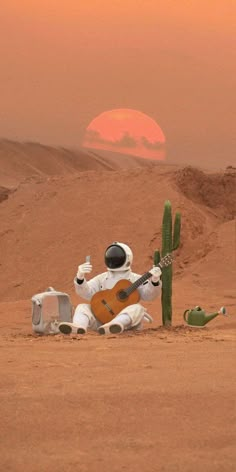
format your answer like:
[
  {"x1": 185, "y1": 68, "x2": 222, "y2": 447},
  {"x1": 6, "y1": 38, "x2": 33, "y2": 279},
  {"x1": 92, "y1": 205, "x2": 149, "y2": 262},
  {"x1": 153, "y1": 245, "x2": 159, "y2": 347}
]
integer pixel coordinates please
[{"x1": 183, "y1": 309, "x2": 189, "y2": 322}]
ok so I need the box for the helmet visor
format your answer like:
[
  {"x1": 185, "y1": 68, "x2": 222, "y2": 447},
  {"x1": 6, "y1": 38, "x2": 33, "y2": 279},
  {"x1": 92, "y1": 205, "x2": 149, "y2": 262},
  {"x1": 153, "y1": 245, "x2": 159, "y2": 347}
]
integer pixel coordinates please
[{"x1": 105, "y1": 245, "x2": 126, "y2": 269}]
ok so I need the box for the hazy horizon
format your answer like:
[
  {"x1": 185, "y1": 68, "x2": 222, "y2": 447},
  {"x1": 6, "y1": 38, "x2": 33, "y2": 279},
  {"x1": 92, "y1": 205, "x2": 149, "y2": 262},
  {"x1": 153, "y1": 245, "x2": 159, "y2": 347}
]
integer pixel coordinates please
[{"x1": 0, "y1": 1, "x2": 235, "y2": 168}]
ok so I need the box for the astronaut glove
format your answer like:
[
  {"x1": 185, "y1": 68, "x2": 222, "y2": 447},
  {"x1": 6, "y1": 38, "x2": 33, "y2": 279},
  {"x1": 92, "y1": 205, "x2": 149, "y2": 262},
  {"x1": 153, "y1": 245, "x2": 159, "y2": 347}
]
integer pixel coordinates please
[
  {"x1": 149, "y1": 266, "x2": 162, "y2": 282},
  {"x1": 77, "y1": 262, "x2": 93, "y2": 280}
]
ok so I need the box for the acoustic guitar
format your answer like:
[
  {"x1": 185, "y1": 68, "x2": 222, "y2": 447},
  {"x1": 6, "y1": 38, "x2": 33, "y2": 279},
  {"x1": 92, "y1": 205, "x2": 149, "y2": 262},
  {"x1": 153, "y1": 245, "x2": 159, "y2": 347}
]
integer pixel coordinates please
[{"x1": 90, "y1": 254, "x2": 173, "y2": 324}]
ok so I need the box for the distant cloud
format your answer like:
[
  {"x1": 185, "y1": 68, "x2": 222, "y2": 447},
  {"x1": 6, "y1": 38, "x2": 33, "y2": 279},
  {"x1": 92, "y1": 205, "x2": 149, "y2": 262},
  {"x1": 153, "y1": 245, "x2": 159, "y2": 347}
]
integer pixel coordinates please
[
  {"x1": 141, "y1": 136, "x2": 165, "y2": 150},
  {"x1": 84, "y1": 129, "x2": 165, "y2": 151},
  {"x1": 117, "y1": 132, "x2": 137, "y2": 148},
  {"x1": 84, "y1": 129, "x2": 138, "y2": 148},
  {"x1": 84, "y1": 129, "x2": 103, "y2": 144}
]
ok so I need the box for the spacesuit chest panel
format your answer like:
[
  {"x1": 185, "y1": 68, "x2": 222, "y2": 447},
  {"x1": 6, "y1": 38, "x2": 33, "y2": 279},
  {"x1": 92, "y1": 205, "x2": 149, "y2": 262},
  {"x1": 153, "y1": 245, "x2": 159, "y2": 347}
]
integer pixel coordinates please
[{"x1": 99, "y1": 271, "x2": 133, "y2": 291}]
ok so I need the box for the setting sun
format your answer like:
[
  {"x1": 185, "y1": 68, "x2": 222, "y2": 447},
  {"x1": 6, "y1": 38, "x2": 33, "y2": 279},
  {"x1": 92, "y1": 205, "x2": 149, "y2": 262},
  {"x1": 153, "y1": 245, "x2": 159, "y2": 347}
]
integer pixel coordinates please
[{"x1": 83, "y1": 109, "x2": 166, "y2": 160}]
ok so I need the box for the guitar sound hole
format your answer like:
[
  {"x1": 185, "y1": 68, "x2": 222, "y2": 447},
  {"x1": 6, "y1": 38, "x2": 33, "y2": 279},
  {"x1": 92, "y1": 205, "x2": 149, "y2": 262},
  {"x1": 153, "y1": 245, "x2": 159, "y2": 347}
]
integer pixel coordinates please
[{"x1": 118, "y1": 290, "x2": 128, "y2": 300}]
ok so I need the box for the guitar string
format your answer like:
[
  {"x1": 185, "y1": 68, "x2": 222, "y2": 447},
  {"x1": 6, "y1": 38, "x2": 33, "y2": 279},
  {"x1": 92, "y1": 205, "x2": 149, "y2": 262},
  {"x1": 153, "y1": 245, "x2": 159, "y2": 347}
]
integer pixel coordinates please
[{"x1": 125, "y1": 272, "x2": 152, "y2": 296}]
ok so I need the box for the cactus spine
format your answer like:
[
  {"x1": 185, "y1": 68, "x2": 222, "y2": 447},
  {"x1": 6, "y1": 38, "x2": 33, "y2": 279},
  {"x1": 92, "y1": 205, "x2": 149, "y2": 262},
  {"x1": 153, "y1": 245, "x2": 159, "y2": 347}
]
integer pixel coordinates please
[{"x1": 154, "y1": 200, "x2": 181, "y2": 326}]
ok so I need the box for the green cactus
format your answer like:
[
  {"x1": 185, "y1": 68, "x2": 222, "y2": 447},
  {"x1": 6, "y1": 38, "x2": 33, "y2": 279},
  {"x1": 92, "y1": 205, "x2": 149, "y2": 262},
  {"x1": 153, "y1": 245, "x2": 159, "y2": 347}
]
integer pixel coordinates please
[
  {"x1": 173, "y1": 212, "x2": 181, "y2": 250},
  {"x1": 154, "y1": 200, "x2": 181, "y2": 326}
]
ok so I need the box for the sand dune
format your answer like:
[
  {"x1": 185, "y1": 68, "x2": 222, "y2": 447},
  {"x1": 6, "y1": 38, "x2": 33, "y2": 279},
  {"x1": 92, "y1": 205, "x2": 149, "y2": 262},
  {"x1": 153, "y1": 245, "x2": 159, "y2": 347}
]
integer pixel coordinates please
[
  {"x1": 0, "y1": 139, "x2": 158, "y2": 188},
  {"x1": 0, "y1": 143, "x2": 235, "y2": 310}
]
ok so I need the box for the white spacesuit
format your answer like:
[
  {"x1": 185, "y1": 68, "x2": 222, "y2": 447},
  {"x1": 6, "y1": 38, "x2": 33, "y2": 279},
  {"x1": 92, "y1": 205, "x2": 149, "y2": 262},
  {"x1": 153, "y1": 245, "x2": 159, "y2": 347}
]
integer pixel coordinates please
[{"x1": 59, "y1": 242, "x2": 162, "y2": 335}]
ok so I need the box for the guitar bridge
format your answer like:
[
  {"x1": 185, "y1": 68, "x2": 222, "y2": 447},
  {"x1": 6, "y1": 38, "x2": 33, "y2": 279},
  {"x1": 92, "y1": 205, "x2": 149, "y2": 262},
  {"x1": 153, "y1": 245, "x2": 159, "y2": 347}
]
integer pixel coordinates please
[{"x1": 101, "y1": 299, "x2": 115, "y2": 316}]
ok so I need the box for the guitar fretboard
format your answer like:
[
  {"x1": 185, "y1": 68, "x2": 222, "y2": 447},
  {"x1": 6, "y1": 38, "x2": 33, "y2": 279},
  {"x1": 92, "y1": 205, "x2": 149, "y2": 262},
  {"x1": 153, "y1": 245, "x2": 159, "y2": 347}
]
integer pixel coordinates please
[{"x1": 125, "y1": 271, "x2": 152, "y2": 296}]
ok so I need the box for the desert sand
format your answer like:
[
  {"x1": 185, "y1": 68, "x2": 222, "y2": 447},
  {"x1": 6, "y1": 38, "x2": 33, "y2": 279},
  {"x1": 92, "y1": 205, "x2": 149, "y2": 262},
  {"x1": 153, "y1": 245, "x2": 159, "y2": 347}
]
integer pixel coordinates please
[{"x1": 0, "y1": 140, "x2": 235, "y2": 471}]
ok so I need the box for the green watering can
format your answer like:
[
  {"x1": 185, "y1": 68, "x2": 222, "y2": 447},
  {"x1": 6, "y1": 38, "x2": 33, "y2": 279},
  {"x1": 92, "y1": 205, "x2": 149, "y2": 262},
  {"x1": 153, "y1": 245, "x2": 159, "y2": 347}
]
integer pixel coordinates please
[{"x1": 183, "y1": 306, "x2": 227, "y2": 327}]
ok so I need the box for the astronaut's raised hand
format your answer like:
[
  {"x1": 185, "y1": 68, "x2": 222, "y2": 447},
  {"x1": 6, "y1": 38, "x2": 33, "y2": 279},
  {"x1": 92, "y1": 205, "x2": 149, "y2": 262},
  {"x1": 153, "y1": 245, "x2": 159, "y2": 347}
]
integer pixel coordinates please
[
  {"x1": 149, "y1": 266, "x2": 162, "y2": 283},
  {"x1": 77, "y1": 261, "x2": 93, "y2": 280}
]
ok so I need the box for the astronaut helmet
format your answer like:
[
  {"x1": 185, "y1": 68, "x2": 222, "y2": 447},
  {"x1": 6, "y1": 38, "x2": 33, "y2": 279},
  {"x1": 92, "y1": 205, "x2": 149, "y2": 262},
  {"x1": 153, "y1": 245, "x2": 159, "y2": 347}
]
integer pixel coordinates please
[{"x1": 104, "y1": 242, "x2": 133, "y2": 272}]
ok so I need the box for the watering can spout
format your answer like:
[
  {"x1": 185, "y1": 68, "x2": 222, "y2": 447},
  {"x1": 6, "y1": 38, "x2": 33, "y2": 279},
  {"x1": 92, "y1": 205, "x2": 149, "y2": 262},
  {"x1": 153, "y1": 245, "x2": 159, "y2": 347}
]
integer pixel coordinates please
[
  {"x1": 204, "y1": 312, "x2": 219, "y2": 324},
  {"x1": 204, "y1": 306, "x2": 228, "y2": 324}
]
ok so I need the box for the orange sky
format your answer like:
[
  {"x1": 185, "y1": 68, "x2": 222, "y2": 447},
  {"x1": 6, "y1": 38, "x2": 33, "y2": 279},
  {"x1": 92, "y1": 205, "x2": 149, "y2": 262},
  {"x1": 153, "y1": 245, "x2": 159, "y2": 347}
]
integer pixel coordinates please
[{"x1": 0, "y1": 1, "x2": 235, "y2": 167}]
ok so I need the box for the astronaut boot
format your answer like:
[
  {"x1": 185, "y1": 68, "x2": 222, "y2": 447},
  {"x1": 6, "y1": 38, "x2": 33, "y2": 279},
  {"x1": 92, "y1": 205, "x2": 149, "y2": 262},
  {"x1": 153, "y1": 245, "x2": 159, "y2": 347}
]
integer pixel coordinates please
[
  {"x1": 59, "y1": 313, "x2": 89, "y2": 335},
  {"x1": 98, "y1": 313, "x2": 132, "y2": 335}
]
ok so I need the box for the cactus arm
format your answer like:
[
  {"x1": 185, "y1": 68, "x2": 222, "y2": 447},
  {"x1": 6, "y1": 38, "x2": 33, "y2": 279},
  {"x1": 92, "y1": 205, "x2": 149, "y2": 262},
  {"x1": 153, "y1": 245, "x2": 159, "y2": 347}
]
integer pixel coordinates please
[
  {"x1": 173, "y1": 212, "x2": 181, "y2": 250},
  {"x1": 154, "y1": 249, "x2": 161, "y2": 266}
]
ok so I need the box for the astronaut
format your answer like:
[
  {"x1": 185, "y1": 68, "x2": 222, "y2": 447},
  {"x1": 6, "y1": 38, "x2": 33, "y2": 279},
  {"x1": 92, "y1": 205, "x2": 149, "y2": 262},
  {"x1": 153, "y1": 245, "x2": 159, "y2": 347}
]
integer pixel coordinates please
[{"x1": 59, "y1": 242, "x2": 162, "y2": 335}]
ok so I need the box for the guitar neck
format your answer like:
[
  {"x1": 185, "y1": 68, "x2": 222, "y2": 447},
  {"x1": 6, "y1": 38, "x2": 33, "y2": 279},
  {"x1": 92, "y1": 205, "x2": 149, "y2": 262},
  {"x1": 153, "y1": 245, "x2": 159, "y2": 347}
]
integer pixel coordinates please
[{"x1": 125, "y1": 270, "x2": 155, "y2": 296}]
